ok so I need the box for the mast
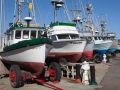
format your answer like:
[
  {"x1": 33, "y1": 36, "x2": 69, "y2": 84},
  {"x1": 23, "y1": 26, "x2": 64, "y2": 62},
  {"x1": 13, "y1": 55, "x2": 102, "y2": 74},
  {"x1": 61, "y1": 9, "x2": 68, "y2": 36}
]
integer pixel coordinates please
[
  {"x1": 51, "y1": 0, "x2": 64, "y2": 23},
  {"x1": 16, "y1": 0, "x2": 24, "y2": 23},
  {"x1": 99, "y1": 14, "x2": 106, "y2": 36},
  {"x1": 0, "y1": 0, "x2": 3, "y2": 47},
  {"x1": 85, "y1": 4, "x2": 93, "y2": 31}
]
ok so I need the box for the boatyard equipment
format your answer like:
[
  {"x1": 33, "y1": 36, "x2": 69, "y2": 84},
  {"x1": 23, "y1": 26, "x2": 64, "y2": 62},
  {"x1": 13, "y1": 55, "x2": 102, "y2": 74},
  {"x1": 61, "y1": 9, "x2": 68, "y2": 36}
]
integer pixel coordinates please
[
  {"x1": 81, "y1": 61, "x2": 90, "y2": 85},
  {"x1": 89, "y1": 66, "x2": 98, "y2": 86},
  {"x1": 75, "y1": 64, "x2": 82, "y2": 83}
]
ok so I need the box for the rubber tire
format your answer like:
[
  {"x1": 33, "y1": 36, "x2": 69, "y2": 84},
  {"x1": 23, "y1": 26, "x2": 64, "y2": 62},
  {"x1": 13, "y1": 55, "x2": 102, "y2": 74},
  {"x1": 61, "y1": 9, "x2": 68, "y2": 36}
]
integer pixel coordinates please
[
  {"x1": 48, "y1": 62, "x2": 61, "y2": 82},
  {"x1": 79, "y1": 56, "x2": 87, "y2": 63},
  {"x1": 9, "y1": 65, "x2": 21, "y2": 88},
  {"x1": 93, "y1": 54, "x2": 102, "y2": 63},
  {"x1": 59, "y1": 58, "x2": 67, "y2": 66}
]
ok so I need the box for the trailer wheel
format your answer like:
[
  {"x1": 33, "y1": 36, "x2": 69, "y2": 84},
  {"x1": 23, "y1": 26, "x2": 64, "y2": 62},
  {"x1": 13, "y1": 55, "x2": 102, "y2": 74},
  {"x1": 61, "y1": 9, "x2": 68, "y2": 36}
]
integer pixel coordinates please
[
  {"x1": 59, "y1": 58, "x2": 67, "y2": 66},
  {"x1": 79, "y1": 56, "x2": 87, "y2": 63},
  {"x1": 9, "y1": 65, "x2": 21, "y2": 88},
  {"x1": 93, "y1": 54, "x2": 102, "y2": 63},
  {"x1": 48, "y1": 62, "x2": 61, "y2": 82}
]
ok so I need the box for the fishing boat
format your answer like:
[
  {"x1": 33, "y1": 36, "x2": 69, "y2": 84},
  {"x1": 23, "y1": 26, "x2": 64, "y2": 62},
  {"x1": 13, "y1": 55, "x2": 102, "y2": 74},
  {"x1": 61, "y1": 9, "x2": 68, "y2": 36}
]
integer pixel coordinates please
[
  {"x1": 71, "y1": 3, "x2": 95, "y2": 61},
  {"x1": 104, "y1": 32, "x2": 118, "y2": 53},
  {"x1": 93, "y1": 31, "x2": 113, "y2": 56},
  {"x1": 46, "y1": 0, "x2": 86, "y2": 63},
  {"x1": 0, "y1": 0, "x2": 62, "y2": 88},
  {"x1": 79, "y1": 31, "x2": 94, "y2": 60}
]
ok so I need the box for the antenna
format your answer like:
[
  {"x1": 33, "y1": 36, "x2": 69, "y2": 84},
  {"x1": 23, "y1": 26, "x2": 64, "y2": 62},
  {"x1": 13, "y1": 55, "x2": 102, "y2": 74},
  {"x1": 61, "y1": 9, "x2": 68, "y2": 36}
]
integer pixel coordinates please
[
  {"x1": 51, "y1": 0, "x2": 64, "y2": 22},
  {"x1": 16, "y1": 0, "x2": 24, "y2": 23}
]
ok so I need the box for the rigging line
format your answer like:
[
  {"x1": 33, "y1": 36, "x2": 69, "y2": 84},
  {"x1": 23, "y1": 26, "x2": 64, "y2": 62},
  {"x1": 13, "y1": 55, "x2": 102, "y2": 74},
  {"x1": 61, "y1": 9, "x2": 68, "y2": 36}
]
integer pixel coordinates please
[
  {"x1": 3, "y1": 0, "x2": 6, "y2": 33},
  {"x1": 32, "y1": 0, "x2": 37, "y2": 24},
  {"x1": 79, "y1": 0, "x2": 86, "y2": 19},
  {"x1": 13, "y1": 0, "x2": 17, "y2": 24},
  {"x1": 0, "y1": 0, "x2": 3, "y2": 47},
  {"x1": 63, "y1": 0, "x2": 72, "y2": 23},
  {"x1": 92, "y1": 11, "x2": 100, "y2": 30},
  {"x1": 70, "y1": 0, "x2": 76, "y2": 17},
  {"x1": 45, "y1": 5, "x2": 51, "y2": 25},
  {"x1": 35, "y1": 0, "x2": 44, "y2": 26},
  {"x1": 27, "y1": 0, "x2": 35, "y2": 23}
]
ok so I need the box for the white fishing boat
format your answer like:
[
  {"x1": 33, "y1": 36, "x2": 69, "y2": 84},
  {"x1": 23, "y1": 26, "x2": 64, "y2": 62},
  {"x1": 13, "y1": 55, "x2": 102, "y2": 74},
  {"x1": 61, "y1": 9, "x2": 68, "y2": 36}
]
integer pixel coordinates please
[
  {"x1": 47, "y1": 22, "x2": 86, "y2": 63},
  {"x1": 103, "y1": 32, "x2": 118, "y2": 53},
  {"x1": 46, "y1": 0, "x2": 86, "y2": 63},
  {"x1": 0, "y1": 0, "x2": 62, "y2": 88}
]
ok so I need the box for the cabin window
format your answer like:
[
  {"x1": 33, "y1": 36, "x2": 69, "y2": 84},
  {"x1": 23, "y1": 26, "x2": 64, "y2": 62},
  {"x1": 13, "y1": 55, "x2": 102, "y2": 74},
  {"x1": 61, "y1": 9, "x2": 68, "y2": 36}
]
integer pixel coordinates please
[
  {"x1": 57, "y1": 35, "x2": 70, "y2": 39},
  {"x1": 38, "y1": 31, "x2": 41, "y2": 38},
  {"x1": 7, "y1": 34, "x2": 10, "y2": 40},
  {"x1": 11, "y1": 31, "x2": 14, "y2": 40},
  {"x1": 23, "y1": 30, "x2": 29, "y2": 39},
  {"x1": 31, "y1": 30, "x2": 36, "y2": 39},
  {"x1": 94, "y1": 37, "x2": 98, "y2": 40},
  {"x1": 15, "y1": 30, "x2": 21, "y2": 39},
  {"x1": 51, "y1": 35, "x2": 56, "y2": 41},
  {"x1": 70, "y1": 34, "x2": 79, "y2": 39},
  {"x1": 87, "y1": 37, "x2": 92, "y2": 41},
  {"x1": 98, "y1": 37, "x2": 102, "y2": 40}
]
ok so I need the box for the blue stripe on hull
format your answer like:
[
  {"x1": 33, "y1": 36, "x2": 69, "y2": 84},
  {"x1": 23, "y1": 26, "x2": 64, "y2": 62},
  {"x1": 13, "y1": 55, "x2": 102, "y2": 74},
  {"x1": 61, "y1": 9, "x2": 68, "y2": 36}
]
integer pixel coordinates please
[
  {"x1": 108, "y1": 48, "x2": 117, "y2": 53},
  {"x1": 93, "y1": 49, "x2": 107, "y2": 56}
]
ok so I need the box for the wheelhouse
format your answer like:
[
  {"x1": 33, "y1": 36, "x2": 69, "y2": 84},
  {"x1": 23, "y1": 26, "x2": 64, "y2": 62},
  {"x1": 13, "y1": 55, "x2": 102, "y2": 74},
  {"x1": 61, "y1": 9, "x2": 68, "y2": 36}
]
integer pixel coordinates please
[{"x1": 5, "y1": 23, "x2": 45, "y2": 46}]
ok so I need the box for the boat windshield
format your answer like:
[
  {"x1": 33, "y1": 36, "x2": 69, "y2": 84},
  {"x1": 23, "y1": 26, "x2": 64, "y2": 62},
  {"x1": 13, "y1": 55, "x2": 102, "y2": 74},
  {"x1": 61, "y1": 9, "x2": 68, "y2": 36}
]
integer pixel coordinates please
[
  {"x1": 118, "y1": 40, "x2": 120, "y2": 45},
  {"x1": 51, "y1": 35, "x2": 57, "y2": 41},
  {"x1": 23, "y1": 30, "x2": 29, "y2": 39},
  {"x1": 94, "y1": 37, "x2": 98, "y2": 40},
  {"x1": 70, "y1": 34, "x2": 79, "y2": 39},
  {"x1": 98, "y1": 37, "x2": 102, "y2": 40},
  {"x1": 57, "y1": 35, "x2": 70, "y2": 39},
  {"x1": 15, "y1": 30, "x2": 21, "y2": 39},
  {"x1": 31, "y1": 30, "x2": 36, "y2": 39}
]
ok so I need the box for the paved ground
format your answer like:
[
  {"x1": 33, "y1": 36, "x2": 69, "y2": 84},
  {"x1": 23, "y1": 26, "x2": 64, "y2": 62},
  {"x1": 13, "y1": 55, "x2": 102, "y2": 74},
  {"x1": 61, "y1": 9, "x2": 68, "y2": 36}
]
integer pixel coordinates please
[
  {"x1": 95, "y1": 54, "x2": 120, "y2": 90},
  {"x1": 0, "y1": 54, "x2": 117, "y2": 90}
]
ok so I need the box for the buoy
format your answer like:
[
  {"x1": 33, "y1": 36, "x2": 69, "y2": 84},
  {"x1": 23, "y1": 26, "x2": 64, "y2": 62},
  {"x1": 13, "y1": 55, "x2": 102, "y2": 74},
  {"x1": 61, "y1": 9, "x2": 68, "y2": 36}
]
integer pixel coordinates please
[
  {"x1": 81, "y1": 61, "x2": 90, "y2": 85},
  {"x1": 102, "y1": 54, "x2": 107, "y2": 63},
  {"x1": 75, "y1": 64, "x2": 82, "y2": 83}
]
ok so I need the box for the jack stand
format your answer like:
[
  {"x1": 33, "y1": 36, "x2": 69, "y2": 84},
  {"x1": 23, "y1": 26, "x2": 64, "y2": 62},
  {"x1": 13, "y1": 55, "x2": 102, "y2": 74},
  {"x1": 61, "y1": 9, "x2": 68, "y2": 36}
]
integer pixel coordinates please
[{"x1": 81, "y1": 61, "x2": 90, "y2": 85}]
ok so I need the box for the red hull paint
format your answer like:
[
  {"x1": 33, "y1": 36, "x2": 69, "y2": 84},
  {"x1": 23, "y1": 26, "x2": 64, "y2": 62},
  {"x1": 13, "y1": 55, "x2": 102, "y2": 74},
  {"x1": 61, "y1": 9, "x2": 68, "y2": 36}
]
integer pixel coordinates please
[
  {"x1": 48, "y1": 52, "x2": 83, "y2": 62},
  {"x1": 2, "y1": 60, "x2": 44, "y2": 77},
  {"x1": 82, "y1": 51, "x2": 93, "y2": 60}
]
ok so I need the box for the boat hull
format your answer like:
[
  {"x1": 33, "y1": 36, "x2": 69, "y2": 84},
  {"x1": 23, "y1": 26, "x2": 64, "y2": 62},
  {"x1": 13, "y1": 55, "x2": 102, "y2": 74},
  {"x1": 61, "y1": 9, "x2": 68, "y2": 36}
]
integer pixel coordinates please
[
  {"x1": 1, "y1": 44, "x2": 53, "y2": 77},
  {"x1": 48, "y1": 40, "x2": 86, "y2": 62},
  {"x1": 82, "y1": 42, "x2": 94, "y2": 60},
  {"x1": 93, "y1": 41, "x2": 112, "y2": 56},
  {"x1": 108, "y1": 39, "x2": 118, "y2": 53}
]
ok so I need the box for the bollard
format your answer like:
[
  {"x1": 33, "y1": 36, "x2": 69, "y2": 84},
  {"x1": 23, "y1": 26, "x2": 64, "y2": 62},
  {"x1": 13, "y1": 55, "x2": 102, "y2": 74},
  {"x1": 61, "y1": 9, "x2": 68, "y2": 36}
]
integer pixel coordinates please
[
  {"x1": 75, "y1": 64, "x2": 81, "y2": 83},
  {"x1": 89, "y1": 66, "x2": 98, "y2": 86},
  {"x1": 102, "y1": 54, "x2": 107, "y2": 63},
  {"x1": 81, "y1": 61, "x2": 90, "y2": 85}
]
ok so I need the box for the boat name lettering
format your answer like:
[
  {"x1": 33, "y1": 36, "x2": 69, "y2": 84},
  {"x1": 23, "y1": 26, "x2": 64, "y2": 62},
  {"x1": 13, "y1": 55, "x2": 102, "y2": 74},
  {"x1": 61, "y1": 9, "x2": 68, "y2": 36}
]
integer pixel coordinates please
[{"x1": 70, "y1": 42, "x2": 82, "y2": 44}]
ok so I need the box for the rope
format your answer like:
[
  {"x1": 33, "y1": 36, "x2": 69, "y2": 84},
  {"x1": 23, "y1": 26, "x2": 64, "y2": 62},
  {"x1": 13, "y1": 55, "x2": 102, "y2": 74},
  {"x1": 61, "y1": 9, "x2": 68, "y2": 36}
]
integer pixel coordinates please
[
  {"x1": 35, "y1": 0, "x2": 44, "y2": 26},
  {"x1": 45, "y1": 5, "x2": 51, "y2": 25},
  {"x1": 63, "y1": 0, "x2": 72, "y2": 23}
]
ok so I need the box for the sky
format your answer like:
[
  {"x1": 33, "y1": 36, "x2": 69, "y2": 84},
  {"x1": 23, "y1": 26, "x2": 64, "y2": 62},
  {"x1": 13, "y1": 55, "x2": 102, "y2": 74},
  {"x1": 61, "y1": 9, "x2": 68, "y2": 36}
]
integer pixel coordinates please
[{"x1": 1, "y1": 0, "x2": 120, "y2": 38}]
